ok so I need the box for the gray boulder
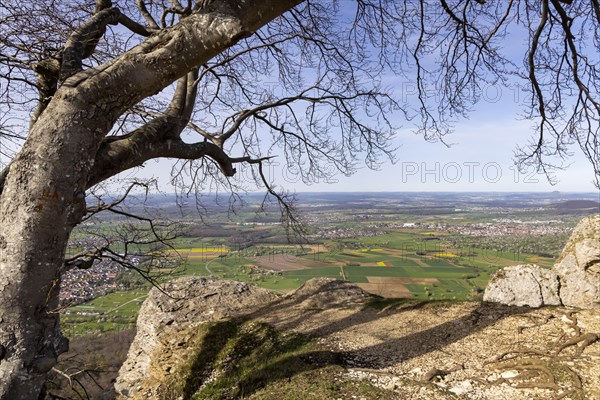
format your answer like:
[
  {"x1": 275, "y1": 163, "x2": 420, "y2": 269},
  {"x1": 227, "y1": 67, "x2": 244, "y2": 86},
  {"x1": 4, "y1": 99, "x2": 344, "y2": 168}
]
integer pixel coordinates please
[
  {"x1": 483, "y1": 264, "x2": 561, "y2": 307},
  {"x1": 555, "y1": 214, "x2": 600, "y2": 308},
  {"x1": 484, "y1": 214, "x2": 600, "y2": 309}
]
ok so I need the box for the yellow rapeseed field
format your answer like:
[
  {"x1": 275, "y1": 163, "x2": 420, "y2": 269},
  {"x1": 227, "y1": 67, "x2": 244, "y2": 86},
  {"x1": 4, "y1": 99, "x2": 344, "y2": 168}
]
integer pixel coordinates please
[
  {"x1": 189, "y1": 247, "x2": 228, "y2": 253},
  {"x1": 435, "y1": 253, "x2": 459, "y2": 258}
]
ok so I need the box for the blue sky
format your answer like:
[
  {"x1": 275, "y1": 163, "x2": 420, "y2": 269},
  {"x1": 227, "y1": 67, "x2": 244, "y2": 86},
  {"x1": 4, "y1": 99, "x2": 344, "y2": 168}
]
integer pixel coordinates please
[
  {"x1": 139, "y1": 117, "x2": 598, "y2": 193},
  {"x1": 138, "y1": 78, "x2": 598, "y2": 193}
]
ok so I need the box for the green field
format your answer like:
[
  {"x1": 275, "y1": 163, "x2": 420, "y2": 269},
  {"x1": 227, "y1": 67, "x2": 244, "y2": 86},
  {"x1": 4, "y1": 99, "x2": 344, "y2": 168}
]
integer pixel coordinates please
[
  {"x1": 62, "y1": 290, "x2": 147, "y2": 337},
  {"x1": 61, "y1": 230, "x2": 558, "y2": 337}
]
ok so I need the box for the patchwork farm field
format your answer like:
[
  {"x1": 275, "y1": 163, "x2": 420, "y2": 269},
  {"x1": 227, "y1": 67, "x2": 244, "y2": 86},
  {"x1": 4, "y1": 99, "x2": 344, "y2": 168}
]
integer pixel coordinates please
[
  {"x1": 249, "y1": 254, "x2": 332, "y2": 271},
  {"x1": 171, "y1": 246, "x2": 229, "y2": 260},
  {"x1": 62, "y1": 229, "x2": 560, "y2": 338},
  {"x1": 278, "y1": 248, "x2": 491, "y2": 299},
  {"x1": 168, "y1": 232, "x2": 553, "y2": 300}
]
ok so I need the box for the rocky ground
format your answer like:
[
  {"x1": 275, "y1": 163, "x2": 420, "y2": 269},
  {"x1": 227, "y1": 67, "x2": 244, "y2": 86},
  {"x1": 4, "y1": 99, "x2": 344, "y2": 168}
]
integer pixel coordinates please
[
  {"x1": 115, "y1": 277, "x2": 600, "y2": 400},
  {"x1": 260, "y1": 279, "x2": 600, "y2": 400}
]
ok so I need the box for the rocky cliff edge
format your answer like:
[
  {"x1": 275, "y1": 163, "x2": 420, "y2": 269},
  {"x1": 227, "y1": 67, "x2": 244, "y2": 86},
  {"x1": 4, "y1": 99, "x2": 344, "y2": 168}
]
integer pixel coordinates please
[{"x1": 116, "y1": 277, "x2": 600, "y2": 400}]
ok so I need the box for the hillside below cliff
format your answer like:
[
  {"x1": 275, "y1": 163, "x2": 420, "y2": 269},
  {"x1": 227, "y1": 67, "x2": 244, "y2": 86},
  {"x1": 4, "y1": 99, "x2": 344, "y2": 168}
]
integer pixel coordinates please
[{"x1": 113, "y1": 277, "x2": 600, "y2": 400}]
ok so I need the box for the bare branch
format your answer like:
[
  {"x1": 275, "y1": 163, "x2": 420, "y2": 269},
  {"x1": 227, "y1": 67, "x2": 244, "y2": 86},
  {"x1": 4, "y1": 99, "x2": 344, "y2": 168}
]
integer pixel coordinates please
[
  {"x1": 30, "y1": 58, "x2": 61, "y2": 128},
  {"x1": 593, "y1": 0, "x2": 600, "y2": 24},
  {"x1": 117, "y1": 13, "x2": 158, "y2": 37},
  {"x1": 60, "y1": 3, "x2": 120, "y2": 80},
  {"x1": 527, "y1": 0, "x2": 550, "y2": 158},
  {"x1": 87, "y1": 137, "x2": 238, "y2": 188},
  {"x1": 256, "y1": 160, "x2": 306, "y2": 239},
  {"x1": 135, "y1": 0, "x2": 160, "y2": 29}
]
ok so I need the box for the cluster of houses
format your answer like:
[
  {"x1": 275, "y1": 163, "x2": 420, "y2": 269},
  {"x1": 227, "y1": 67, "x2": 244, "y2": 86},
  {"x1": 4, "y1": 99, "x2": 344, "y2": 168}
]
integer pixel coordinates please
[
  {"x1": 429, "y1": 220, "x2": 568, "y2": 237},
  {"x1": 59, "y1": 259, "x2": 126, "y2": 307}
]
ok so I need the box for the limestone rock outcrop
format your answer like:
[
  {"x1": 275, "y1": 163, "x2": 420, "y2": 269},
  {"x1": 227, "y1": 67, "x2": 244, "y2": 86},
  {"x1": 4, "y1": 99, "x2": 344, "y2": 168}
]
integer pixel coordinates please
[
  {"x1": 555, "y1": 214, "x2": 600, "y2": 308},
  {"x1": 114, "y1": 277, "x2": 277, "y2": 399},
  {"x1": 483, "y1": 264, "x2": 561, "y2": 307},
  {"x1": 484, "y1": 214, "x2": 600, "y2": 309},
  {"x1": 114, "y1": 277, "x2": 370, "y2": 399}
]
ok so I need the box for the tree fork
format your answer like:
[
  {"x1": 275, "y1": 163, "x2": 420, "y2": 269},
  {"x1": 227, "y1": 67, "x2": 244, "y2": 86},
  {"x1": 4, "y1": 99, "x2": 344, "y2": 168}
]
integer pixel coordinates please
[{"x1": 0, "y1": 1, "x2": 302, "y2": 398}]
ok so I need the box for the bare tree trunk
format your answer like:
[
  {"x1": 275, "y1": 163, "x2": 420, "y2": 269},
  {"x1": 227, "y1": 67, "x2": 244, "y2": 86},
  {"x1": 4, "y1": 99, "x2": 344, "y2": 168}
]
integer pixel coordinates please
[{"x1": 0, "y1": 96, "x2": 104, "y2": 398}]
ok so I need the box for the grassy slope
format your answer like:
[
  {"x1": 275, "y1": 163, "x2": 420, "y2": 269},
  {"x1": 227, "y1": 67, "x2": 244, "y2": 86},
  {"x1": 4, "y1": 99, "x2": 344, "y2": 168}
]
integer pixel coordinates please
[{"x1": 158, "y1": 319, "x2": 393, "y2": 400}]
